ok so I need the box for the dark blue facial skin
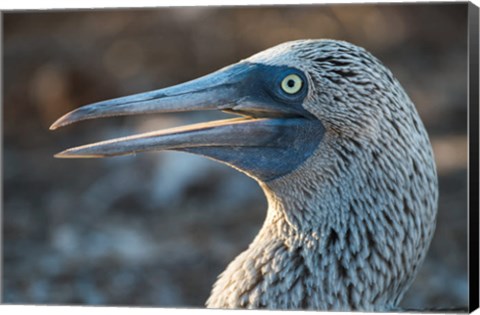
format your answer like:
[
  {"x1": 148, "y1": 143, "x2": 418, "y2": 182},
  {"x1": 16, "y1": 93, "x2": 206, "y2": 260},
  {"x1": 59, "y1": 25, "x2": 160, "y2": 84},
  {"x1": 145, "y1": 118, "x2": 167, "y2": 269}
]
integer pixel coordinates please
[
  {"x1": 236, "y1": 63, "x2": 309, "y2": 105},
  {"x1": 180, "y1": 62, "x2": 325, "y2": 182},
  {"x1": 183, "y1": 118, "x2": 324, "y2": 182},
  {"x1": 212, "y1": 62, "x2": 315, "y2": 120}
]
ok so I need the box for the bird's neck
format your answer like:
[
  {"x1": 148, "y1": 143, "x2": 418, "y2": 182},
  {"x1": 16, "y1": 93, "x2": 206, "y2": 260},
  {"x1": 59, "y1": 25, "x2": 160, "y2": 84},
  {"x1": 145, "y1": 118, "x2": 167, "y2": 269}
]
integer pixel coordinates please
[
  {"x1": 207, "y1": 148, "x2": 435, "y2": 310},
  {"x1": 207, "y1": 184, "x2": 399, "y2": 310}
]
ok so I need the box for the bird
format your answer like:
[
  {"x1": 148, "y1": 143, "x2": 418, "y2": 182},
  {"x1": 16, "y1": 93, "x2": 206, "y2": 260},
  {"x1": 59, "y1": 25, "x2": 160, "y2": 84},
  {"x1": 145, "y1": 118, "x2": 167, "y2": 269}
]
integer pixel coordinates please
[{"x1": 50, "y1": 39, "x2": 438, "y2": 311}]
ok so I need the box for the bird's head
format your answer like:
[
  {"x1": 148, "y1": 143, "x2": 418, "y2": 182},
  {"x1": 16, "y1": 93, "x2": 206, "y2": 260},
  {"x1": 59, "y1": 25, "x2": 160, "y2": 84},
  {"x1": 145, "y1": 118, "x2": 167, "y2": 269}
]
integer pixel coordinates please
[{"x1": 51, "y1": 40, "x2": 437, "y2": 230}]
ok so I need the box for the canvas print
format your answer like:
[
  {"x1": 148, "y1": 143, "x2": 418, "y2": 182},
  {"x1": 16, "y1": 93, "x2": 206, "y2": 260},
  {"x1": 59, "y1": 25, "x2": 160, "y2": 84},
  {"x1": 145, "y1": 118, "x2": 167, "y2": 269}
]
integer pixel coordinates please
[{"x1": 3, "y1": 3, "x2": 474, "y2": 311}]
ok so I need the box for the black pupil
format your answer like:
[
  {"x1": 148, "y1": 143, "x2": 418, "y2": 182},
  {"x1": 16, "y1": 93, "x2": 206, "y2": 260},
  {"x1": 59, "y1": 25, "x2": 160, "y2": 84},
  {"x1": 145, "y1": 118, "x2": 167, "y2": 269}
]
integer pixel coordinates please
[{"x1": 287, "y1": 79, "x2": 295, "y2": 88}]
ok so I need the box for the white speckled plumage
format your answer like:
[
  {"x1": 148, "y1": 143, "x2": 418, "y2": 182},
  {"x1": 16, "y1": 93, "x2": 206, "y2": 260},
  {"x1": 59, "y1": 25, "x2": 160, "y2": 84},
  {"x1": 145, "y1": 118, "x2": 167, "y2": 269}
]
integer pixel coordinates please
[{"x1": 206, "y1": 40, "x2": 438, "y2": 311}]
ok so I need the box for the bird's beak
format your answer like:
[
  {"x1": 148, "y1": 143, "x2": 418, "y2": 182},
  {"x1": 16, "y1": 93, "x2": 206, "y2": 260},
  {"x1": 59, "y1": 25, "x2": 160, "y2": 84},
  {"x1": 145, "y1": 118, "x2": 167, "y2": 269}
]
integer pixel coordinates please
[{"x1": 51, "y1": 62, "x2": 324, "y2": 181}]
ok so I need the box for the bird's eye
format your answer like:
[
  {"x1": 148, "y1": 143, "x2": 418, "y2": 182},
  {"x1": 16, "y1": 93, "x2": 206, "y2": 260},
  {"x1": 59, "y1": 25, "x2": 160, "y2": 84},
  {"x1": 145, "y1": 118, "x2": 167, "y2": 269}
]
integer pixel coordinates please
[{"x1": 280, "y1": 74, "x2": 303, "y2": 94}]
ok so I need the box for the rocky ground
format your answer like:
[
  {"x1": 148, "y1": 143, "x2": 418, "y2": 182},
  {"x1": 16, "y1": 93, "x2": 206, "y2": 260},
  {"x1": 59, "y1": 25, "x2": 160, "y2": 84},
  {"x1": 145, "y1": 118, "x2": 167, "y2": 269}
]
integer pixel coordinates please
[{"x1": 3, "y1": 4, "x2": 469, "y2": 309}]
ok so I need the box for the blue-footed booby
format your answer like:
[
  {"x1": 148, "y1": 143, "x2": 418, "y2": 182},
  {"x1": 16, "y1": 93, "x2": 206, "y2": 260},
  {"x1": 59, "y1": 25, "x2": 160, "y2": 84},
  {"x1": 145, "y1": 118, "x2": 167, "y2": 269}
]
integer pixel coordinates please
[{"x1": 50, "y1": 39, "x2": 438, "y2": 311}]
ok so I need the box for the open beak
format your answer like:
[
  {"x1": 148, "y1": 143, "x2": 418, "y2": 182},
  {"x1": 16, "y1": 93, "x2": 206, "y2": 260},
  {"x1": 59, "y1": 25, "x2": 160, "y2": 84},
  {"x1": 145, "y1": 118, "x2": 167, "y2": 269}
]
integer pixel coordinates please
[{"x1": 51, "y1": 62, "x2": 324, "y2": 181}]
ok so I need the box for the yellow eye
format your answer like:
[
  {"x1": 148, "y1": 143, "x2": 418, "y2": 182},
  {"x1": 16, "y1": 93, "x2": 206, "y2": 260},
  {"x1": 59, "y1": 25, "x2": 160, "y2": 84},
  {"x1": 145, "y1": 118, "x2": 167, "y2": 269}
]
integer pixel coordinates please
[{"x1": 281, "y1": 74, "x2": 303, "y2": 94}]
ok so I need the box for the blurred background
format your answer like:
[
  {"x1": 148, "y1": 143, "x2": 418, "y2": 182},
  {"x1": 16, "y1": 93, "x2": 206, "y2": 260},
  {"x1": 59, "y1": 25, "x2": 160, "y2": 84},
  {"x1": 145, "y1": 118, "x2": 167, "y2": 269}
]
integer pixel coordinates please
[{"x1": 3, "y1": 3, "x2": 468, "y2": 309}]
